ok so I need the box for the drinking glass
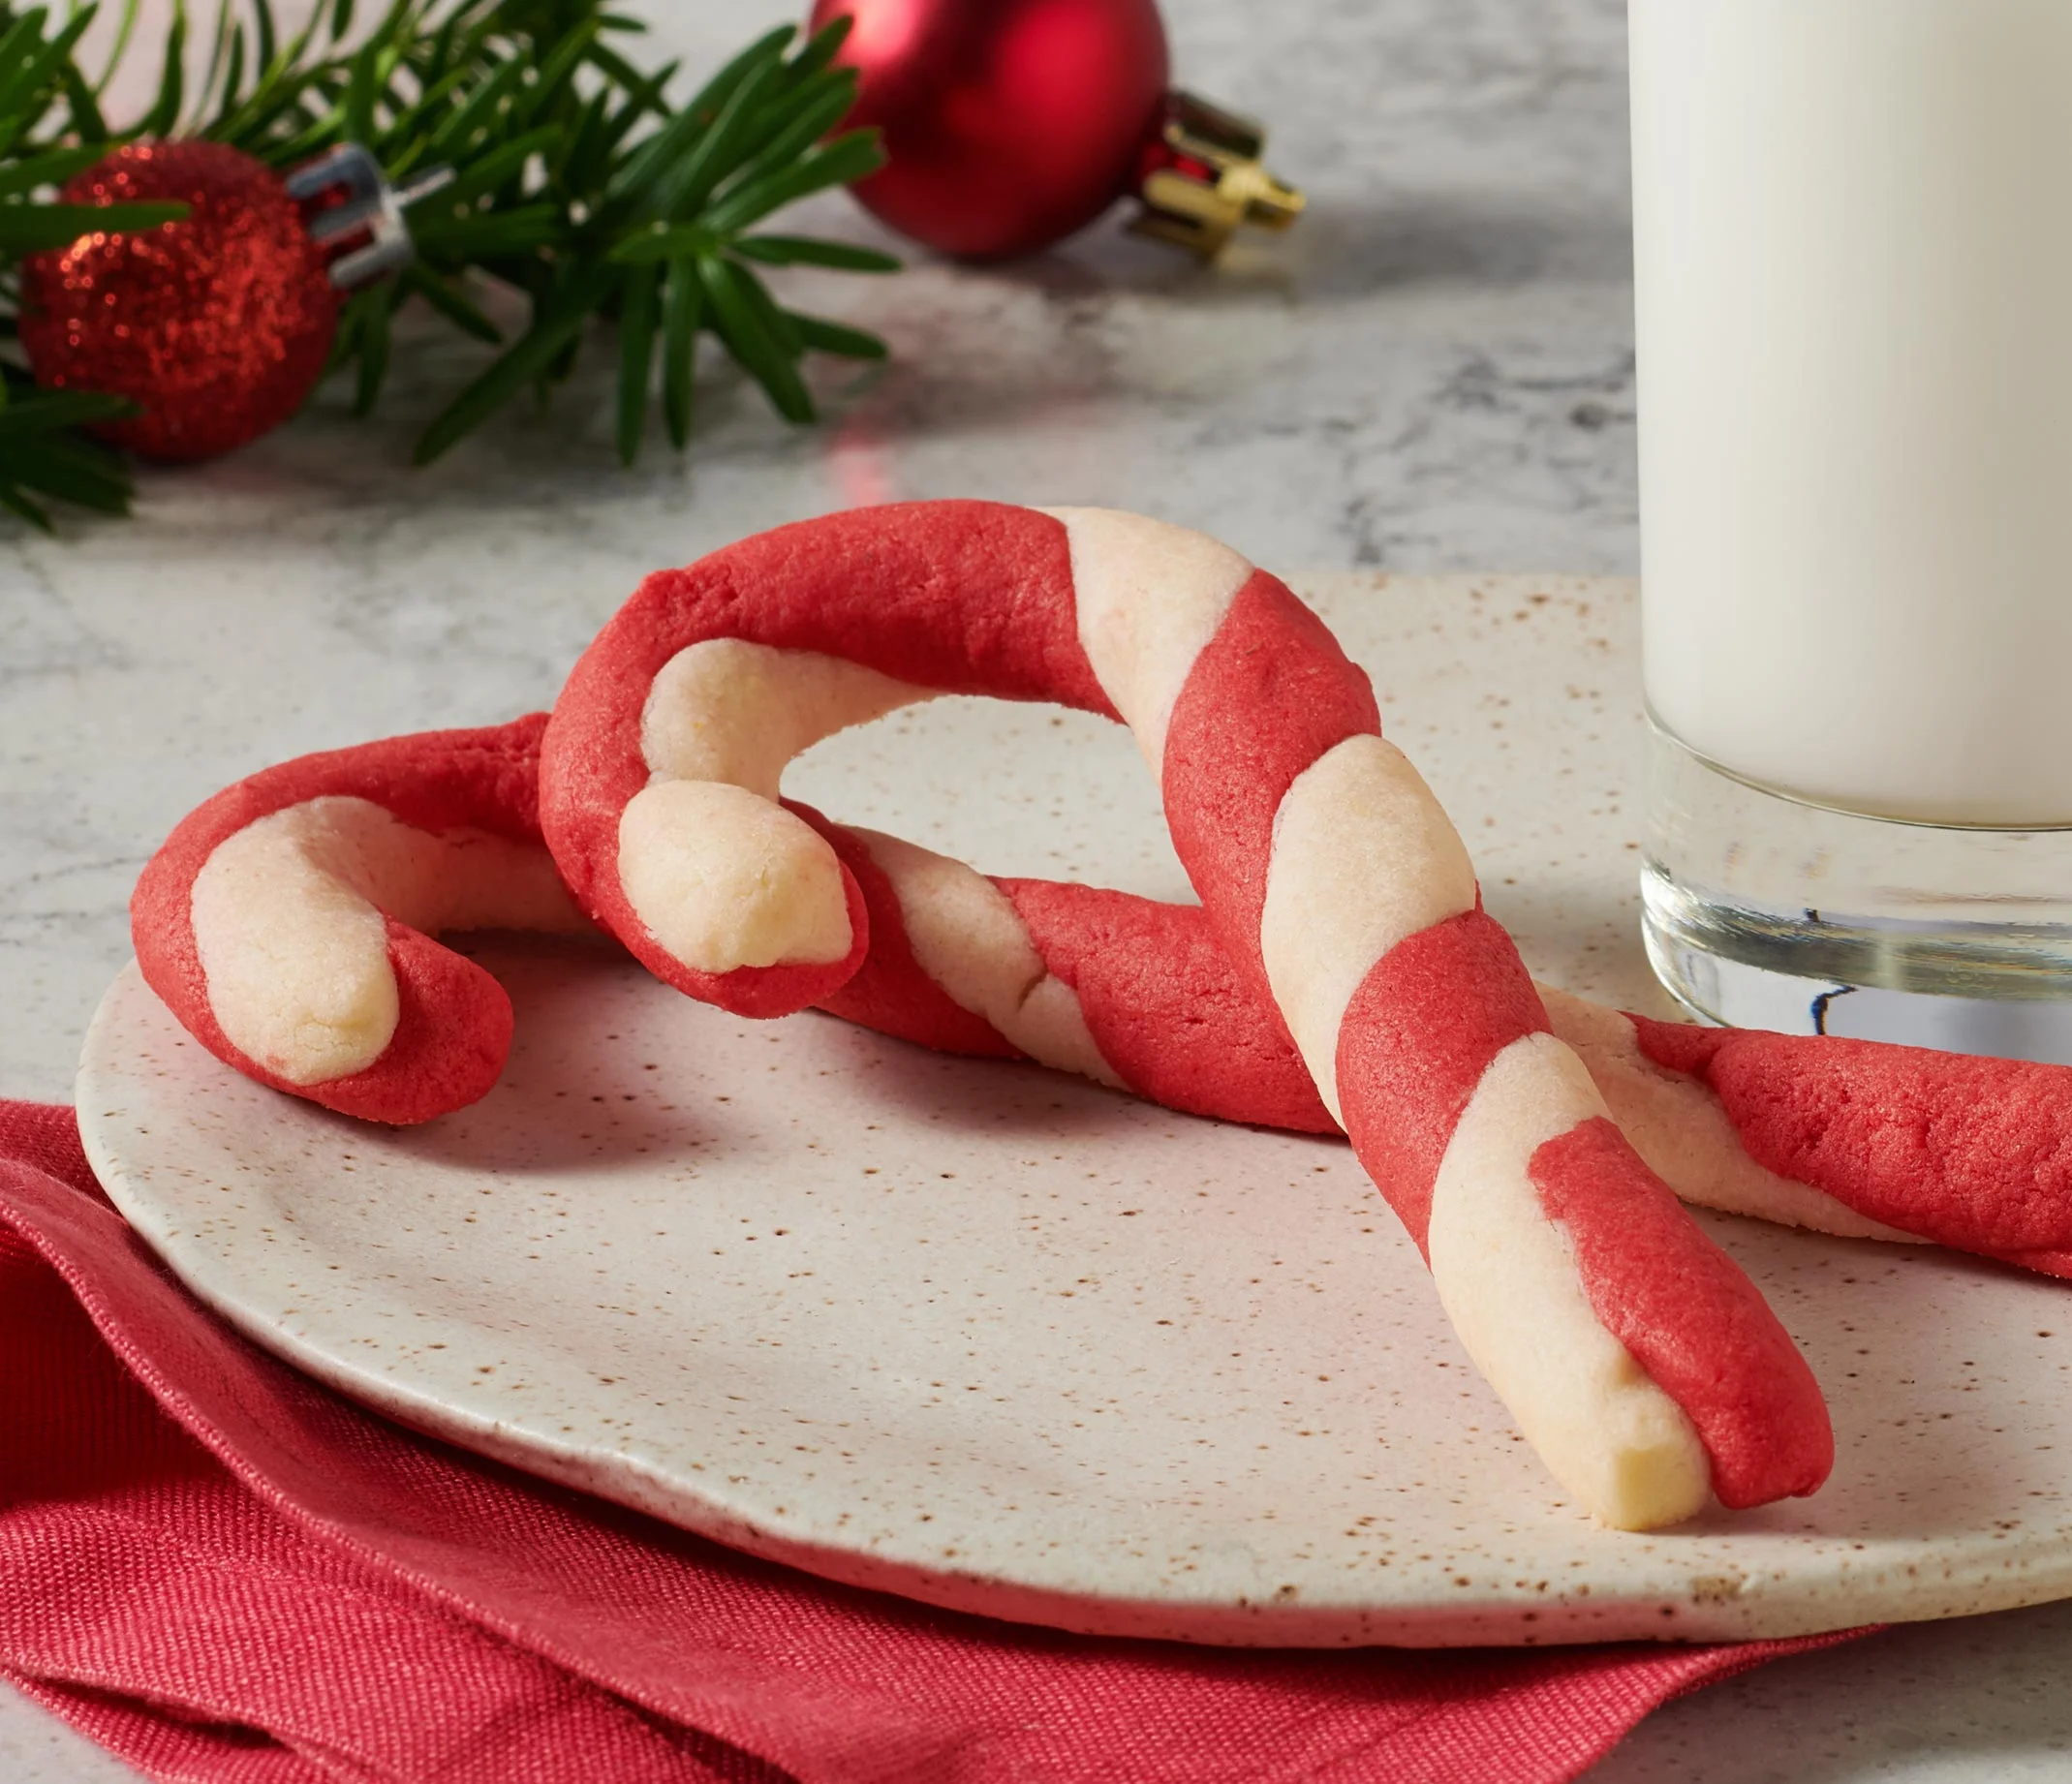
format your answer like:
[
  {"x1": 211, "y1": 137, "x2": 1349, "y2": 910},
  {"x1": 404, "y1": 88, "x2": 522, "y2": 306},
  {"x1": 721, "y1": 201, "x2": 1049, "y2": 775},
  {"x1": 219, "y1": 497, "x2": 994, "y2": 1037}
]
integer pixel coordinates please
[{"x1": 1629, "y1": 0, "x2": 2072, "y2": 1061}]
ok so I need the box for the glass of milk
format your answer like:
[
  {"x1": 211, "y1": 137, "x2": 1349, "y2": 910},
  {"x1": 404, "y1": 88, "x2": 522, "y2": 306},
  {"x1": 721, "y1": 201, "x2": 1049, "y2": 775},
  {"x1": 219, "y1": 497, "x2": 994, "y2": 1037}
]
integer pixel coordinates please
[{"x1": 1630, "y1": 0, "x2": 2072, "y2": 1061}]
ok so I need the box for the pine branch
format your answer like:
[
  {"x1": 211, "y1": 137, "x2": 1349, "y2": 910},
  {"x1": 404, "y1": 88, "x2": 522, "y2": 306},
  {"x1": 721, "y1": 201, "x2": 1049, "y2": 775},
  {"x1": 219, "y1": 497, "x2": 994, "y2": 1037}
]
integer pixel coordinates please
[
  {"x1": 0, "y1": 0, "x2": 900, "y2": 530},
  {"x1": 419, "y1": 12, "x2": 896, "y2": 464},
  {"x1": 183, "y1": 0, "x2": 896, "y2": 463}
]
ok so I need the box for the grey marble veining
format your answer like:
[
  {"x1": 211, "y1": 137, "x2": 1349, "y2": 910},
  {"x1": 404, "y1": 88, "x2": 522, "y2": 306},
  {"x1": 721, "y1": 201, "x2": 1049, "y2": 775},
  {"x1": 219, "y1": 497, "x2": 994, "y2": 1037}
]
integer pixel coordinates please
[{"x1": 3, "y1": 3, "x2": 2066, "y2": 1781}]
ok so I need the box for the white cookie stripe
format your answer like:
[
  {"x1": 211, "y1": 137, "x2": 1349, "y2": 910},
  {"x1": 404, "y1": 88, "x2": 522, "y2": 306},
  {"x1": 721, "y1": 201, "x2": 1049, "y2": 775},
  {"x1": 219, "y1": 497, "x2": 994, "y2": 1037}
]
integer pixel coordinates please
[
  {"x1": 192, "y1": 795, "x2": 585, "y2": 1085},
  {"x1": 1259, "y1": 735, "x2": 1478, "y2": 1123},
  {"x1": 621, "y1": 642, "x2": 936, "y2": 974},
  {"x1": 642, "y1": 640, "x2": 931, "y2": 798},
  {"x1": 1050, "y1": 506, "x2": 1252, "y2": 777},
  {"x1": 1426, "y1": 1033, "x2": 1712, "y2": 1527},
  {"x1": 849, "y1": 829, "x2": 1121, "y2": 1086},
  {"x1": 618, "y1": 780, "x2": 853, "y2": 973}
]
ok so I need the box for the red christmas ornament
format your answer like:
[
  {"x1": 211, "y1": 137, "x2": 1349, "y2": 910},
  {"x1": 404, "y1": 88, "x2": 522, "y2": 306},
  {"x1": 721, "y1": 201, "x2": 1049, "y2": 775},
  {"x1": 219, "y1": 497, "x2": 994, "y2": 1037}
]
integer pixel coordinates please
[
  {"x1": 810, "y1": 0, "x2": 1302, "y2": 261},
  {"x1": 19, "y1": 140, "x2": 339, "y2": 463},
  {"x1": 811, "y1": 0, "x2": 1166, "y2": 259}
]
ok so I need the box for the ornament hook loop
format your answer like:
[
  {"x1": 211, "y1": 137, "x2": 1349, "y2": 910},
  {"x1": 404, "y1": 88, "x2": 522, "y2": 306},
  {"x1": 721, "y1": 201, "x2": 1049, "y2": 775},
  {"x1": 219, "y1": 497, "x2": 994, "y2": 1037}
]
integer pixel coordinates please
[
  {"x1": 286, "y1": 143, "x2": 454, "y2": 290},
  {"x1": 1130, "y1": 91, "x2": 1305, "y2": 261}
]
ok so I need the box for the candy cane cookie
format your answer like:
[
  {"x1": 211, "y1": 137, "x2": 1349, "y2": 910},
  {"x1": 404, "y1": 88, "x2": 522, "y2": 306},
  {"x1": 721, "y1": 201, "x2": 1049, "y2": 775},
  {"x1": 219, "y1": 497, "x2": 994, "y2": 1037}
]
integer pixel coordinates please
[
  {"x1": 131, "y1": 715, "x2": 591, "y2": 1124},
  {"x1": 137, "y1": 705, "x2": 2072, "y2": 1510},
  {"x1": 134, "y1": 718, "x2": 2072, "y2": 1276},
  {"x1": 541, "y1": 500, "x2": 1831, "y2": 1529}
]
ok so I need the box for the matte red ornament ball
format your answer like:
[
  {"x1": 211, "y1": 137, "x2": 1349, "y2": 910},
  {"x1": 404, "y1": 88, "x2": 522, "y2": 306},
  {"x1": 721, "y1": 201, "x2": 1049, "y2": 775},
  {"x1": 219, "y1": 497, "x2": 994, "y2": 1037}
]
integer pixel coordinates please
[
  {"x1": 809, "y1": 0, "x2": 1170, "y2": 260},
  {"x1": 18, "y1": 140, "x2": 339, "y2": 463}
]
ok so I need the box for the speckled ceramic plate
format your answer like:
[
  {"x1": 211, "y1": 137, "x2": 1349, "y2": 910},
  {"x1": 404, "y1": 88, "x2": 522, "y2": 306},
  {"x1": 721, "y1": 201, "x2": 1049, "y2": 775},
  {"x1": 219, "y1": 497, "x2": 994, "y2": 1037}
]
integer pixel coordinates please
[{"x1": 73, "y1": 576, "x2": 2072, "y2": 1646}]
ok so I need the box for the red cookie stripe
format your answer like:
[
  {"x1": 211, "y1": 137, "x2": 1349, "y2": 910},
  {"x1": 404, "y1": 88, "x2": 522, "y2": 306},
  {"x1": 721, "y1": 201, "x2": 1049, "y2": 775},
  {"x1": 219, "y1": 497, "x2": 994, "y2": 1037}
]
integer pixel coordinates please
[
  {"x1": 1634, "y1": 1016, "x2": 2072, "y2": 1258},
  {"x1": 1001, "y1": 877, "x2": 1337, "y2": 1134},
  {"x1": 1628, "y1": 1018, "x2": 1732, "y2": 1077},
  {"x1": 1160, "y1": 569, "x2": 1382, "y2": 978},
  {"x1": 1994, "y1": 1246, "x2": 2072, "y2": 1279},
  {"x1": 319, "y1": 916, "x2": 516, "y2": 1124},
  {"x1": 1332, "y1": 909, "x2": 1550, "y2": 1250},
  {"x1": 637, "y1": 503, "x2": 1106, "y2": 705},
  {"x1": 137, "y1": 714, "x2": 552, "y2": 872},
  {"x1": 1529, "y1": 1118, "x2": 1836, "y2": 1508}
]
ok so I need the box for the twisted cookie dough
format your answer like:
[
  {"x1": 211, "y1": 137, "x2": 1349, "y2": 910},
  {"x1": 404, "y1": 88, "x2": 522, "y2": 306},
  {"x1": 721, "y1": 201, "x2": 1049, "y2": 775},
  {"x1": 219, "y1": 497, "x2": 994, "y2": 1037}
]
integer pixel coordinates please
[
  {"x1": 131, "y1": 715, "x2": 588, "y2": 1124},
  {"x1": 540, "y1": 501, "x2": 1832, "y2": 1529}
]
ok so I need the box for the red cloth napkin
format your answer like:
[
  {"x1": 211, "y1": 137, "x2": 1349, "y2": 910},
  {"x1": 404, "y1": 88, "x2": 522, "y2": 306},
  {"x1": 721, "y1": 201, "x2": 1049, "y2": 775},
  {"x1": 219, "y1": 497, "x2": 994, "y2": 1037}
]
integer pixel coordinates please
[{"x1": 0, "y1": 1099, "x2": 1868, "y2": 1784}]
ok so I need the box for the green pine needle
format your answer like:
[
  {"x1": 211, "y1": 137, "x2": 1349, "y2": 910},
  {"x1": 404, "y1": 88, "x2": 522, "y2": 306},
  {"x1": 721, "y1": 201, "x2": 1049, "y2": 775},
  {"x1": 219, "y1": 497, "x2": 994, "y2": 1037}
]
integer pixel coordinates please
[
  {"x1": 732, "y1": 233, "x2": 899, "y2": 274},
  {"x1": 613, "y1": 253, "x2": 656, "y2": 463},
  {"x1": 0, "y1": 197, "x2": 184, "y2": 250},
  {"x1": 0, "y1": 371, "x2": 138, "y2": 528},
  {"x1": 179, "y1": 0, "x2": 894, "y2": 464}
]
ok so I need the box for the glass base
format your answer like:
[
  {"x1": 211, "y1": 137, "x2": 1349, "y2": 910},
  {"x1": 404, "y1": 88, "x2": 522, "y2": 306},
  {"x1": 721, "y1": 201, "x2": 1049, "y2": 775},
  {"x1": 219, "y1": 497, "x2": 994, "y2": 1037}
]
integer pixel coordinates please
[{"x1": 1641, "y1": 723, "x2": 2072, "y2": 1063}]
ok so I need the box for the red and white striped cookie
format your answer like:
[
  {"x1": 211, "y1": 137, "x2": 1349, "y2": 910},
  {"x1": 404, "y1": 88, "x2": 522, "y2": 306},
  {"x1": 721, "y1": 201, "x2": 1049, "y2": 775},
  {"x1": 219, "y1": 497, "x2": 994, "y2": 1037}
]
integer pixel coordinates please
[
  {"x1": 541, "y1": 500, "x2": 1832, "y2": 1529},
  {"x1": 136, "y1": 710, "x2": 2072, "y2": 1510},
  {"x1": 137, "y1": 716, "x2": 2072, "y2": 1272},
  {"x1": 131, "y1": 715, "x2": 592, "y2": 1124}
]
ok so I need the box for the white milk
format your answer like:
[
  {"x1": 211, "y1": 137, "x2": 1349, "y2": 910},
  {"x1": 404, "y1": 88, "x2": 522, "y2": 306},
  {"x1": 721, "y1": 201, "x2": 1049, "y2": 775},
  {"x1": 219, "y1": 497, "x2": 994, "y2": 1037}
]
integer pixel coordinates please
[{"x1": 1631, "y1": 0, "x2": 2072, "y2": 826}]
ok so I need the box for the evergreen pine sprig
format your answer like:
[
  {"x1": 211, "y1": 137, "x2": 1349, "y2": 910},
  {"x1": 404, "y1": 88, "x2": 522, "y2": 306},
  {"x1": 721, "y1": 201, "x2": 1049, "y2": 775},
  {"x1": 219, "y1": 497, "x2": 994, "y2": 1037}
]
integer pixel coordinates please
[
  {"x1": 425, "y1": 15, "x2": 896, "y2": 465},
  {"x1": 0, "y1": 0, "x2": 899, "y2": 529}
]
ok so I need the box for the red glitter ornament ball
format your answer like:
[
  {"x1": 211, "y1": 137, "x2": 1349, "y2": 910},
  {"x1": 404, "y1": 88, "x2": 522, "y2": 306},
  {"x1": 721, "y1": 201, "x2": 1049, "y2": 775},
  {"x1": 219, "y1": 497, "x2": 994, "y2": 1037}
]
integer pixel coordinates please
[
  {"x1": 810, "y1": 0, "x2": 1169, "y2": 260},
  {"x1": 19, "y1": 140, "x2": 339, "y2": 463}
]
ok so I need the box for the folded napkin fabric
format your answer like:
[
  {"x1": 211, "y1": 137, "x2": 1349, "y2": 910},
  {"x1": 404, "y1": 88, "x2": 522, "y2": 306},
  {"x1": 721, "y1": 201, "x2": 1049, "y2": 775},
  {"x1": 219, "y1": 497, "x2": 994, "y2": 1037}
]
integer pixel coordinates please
[{"x1": 0, "y1": 1099, "x2": 1867, "y2": 1783}]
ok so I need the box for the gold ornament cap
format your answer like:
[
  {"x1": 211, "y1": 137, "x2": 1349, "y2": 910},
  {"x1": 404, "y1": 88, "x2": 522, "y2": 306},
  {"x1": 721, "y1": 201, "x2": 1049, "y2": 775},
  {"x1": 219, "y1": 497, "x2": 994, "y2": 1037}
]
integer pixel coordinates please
[{"x1": 1129, "y1": 91, "x2": 1305, "y2": 261}]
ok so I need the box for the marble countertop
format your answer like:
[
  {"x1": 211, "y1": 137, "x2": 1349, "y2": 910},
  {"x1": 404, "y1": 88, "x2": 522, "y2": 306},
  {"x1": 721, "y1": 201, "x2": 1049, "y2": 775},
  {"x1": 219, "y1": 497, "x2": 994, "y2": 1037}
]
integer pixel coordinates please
[{"x1": 3, "y1": 0, "x2": 2068, "y2": 1778}]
